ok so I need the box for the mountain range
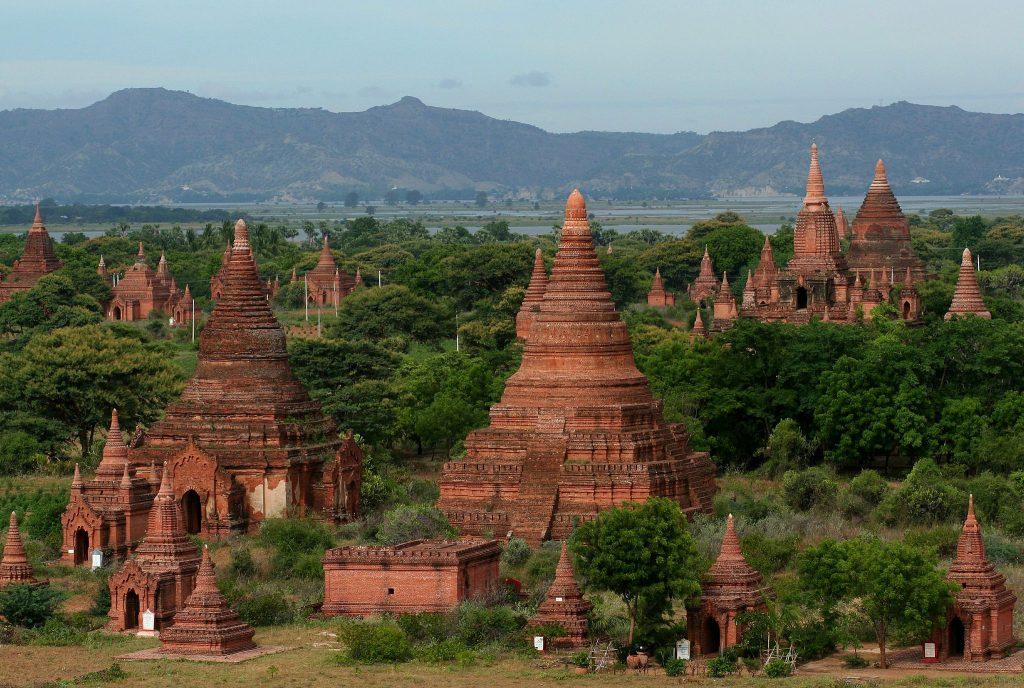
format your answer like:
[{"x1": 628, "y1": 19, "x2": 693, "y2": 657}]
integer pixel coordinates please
[{"x1": 2, "y1": 88, "x2": 1023, "y2": 203}]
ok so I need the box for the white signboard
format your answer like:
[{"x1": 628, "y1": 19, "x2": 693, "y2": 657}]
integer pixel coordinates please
[
  {"x1": 90, "y1": 549, "x2": 103, "y2": 570},
  {"x1": 142, "y1": 609, "x2": 156, "y2": 632},
  {"x1": 924, "y1": 642, "x2": 936, "y2": 659},
  {"x1": 675, "y1": 639, "x2": 691, "y2": 660},
  {"x1": 555, "y1": 596, "x2": 564, "y2": 602},
  {"x1": 533, "y1": 636, "x2": 545, "y2": 652}
]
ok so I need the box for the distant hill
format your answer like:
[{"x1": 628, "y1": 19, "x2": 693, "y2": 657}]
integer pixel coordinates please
[{"x1": 1, "y1": 88, "x2": 1022, "y2": 202}]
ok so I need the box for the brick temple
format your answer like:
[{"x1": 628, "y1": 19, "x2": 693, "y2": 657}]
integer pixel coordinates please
[
  {"x1": 946, "y1": 248, "x2": 990, "y2": 320},
  {"x1": 528, "y1": 542, "x2": 591, "y2": 647},
  {"x1": 105, "y1": 244, "x2": 193, "y2": 324},
  {"x1": 688, "y1": 247, "x2": 720, "y2": 304},
  {"x1": 646, "y1": 268, "x2": 676, "y2": 308},
  {"x1": 0, "y1": 512, "x2": 37, "y2": 588},
  {"x1": 321, "y1": 539, "x2": 502, "y2": 616},
  {"x1": 296, "y1": 237, "x2": 357, "y2": 307},
  {"x1": 0, "y1": 204, "x2": 63, "y2": 305},
  {"x1": 107, "y1": 467, "x2": 200, "y2": 632},
  {"x1": 438, "y1": 190, "x2": 717, "y2": 545},
  {"x1": 928, "y1": 496, "x2": 1016, "y2": 662},
  {"x1": 688, "y1": 514, "x2": 765, "y2": 655},
  {"x1": 516, "y1": 248, "x2": 548, "y2": 339}
]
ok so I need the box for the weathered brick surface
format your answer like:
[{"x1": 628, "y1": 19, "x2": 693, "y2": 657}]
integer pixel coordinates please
[
  {"x1": 0, "y1": 512, "x2": 36, "y2": 587},
  {"x1": 0, "y1": 204, "x2": 62, "y2": 305}
]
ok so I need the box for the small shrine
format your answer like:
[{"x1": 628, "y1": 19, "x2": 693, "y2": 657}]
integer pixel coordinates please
[
  {"x1": 688, "y1": 515, "x2": 765, "y2": 655},
  {"x1": 528, "y1": 542, "x2": 591, "y2": 647},
  {"x1": 946, "y1": 248, "x2": 990, "y2": 320},
  {"x1": 0, "y1": 204, "x2": 63, "y2": 305},
  {"x1": 0, "y1": 512, "x2": 37, "y2": 587},
  {"x1": 647, "y1": 268, "x2": 676, "y2": 308},
  {"x1": 688, "y1": 247, "x2": 720, "y2": 304}
]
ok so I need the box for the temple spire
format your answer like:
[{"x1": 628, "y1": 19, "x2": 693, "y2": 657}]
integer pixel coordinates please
[
  {"x1": 97, "y1": 409, "x2": 129, "y2": 478},
  {"x1": 946, "y1": 248, "x2": 990, "y2": 320},
  {"x1": 32, "y1": 202, "x2": 43, "y2": 228},
  {"x1": 692, "y1": 309, "x2": 706, "y2": 337},
  {"x1": 804, "y1": 143, "x2": 826, "y2": 206},
  {"x1": 71, "y1": 463, "x2": 82, "y2": 491},
  {"x1": 136, "y1": 242, "x2": 145, "y2": 261},
  {"x1": 0, "y1": 511, "x2": 35, "y2": 586}
]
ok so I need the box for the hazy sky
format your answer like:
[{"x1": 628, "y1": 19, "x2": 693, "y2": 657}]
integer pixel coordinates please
[{"x1": 2, "y1": 1, "x2": 1023, "y2": 133}]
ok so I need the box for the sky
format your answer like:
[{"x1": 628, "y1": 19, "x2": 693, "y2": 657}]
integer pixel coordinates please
[{"x1": 2, "y1": 0, "x2": 1023, "y2": 134}]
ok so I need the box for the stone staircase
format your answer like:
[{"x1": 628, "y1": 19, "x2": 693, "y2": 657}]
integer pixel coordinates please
[{"x1": 510, "y1": 440, "x2": 565, "y2": 545}]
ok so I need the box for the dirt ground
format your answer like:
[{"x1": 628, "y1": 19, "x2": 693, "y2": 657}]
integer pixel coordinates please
[{"x1": 4, "y1": 630, "x2": 1024, "y2": 688}]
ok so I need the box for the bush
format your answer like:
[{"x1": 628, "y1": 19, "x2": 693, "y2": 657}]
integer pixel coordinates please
[
  {"x1": 227, "y1": 548, "x2": 258, "y2": 578},
  {"x1": 847, "y1": 469, "x2": 890, "y2": 505},
  {"x1": 257, "y1": 518, "x2": 335, "y2": 577},
  {"x1": 374, "y1": 504, "x2": 456, "y2": 546},
  {"x1": 236, "y1": 592, "x2": 295, "y2": 627},
  {"x1": 875, "y1": 459, "x2": 963, "y2": 526},
  {"x1": 417, "y1": 638, "x2": 470, "y2": 663},
  {"x1": 782, "y1": 467, "x2": 839, "y2": 512},
  {"x1": 454, "y1": 602, "x2": 525, "y2": 648},
  {"x1": 0, "y1": 431, "x2": 46, "y2": 475},
  {"x1": 340, "y1": 621, "x2": 413, "y2": 663},
  {"x1": 740, "y1": 532, "x2": 799, "y2": 575},
  {"x1": 501, "y1": 538, "x2": 532, "y2": 568},
  {"x1": 396, "y1": 612, "x2": 450, "y2": 644},
  {"x1": 761, "y1": 419, "x2": 809, "y2": 477},
  {"x1": 706, "y1": 654, "x2": 737, "y2": 677},
  {"x1": 572, "y1": 650, "x2": 591, "y2": 668},
  {"x1": 0, "y1": 584, "x2": 63, "y2": 627},
  {"x1": 904, "y1": 526, "x2": 959, "y2": 558},
  {"x1": 764, "y1": 658, "x2": 792, "y2": 678},
  {"x1": 663, "y1": 657, "x2": 687, "y2": 676},
  {"x1": 843, "y1": 653, "x2": 869, "y2": 668}
]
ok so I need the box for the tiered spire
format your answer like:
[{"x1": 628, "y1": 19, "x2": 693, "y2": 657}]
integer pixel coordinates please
[
  {"x1": 0, "y1": 203, "x2": 63, "y2": 304},
  {"x1": 158, "y1": 546, "x2": 257, "y2": 655},
  {"x1": 834, "y1": 207, "x2": 849, "y2": 238},
  {"x1": 713, "y1": 271, "x2": 737, "y2": 321},
  {"x1": 96, "y1": 410, "x2": 129, "y2": 480},
  {"x1": 752, "y1": 235, "x2": 777, "y2": 289},
  {"x1": 133, "y1": 466, "x2": 199, "y2": 564},
  {"x1": 692, "y1": 309, "x2": 706, "y2": 337},
  {"x1": 0, "y1": 511, "x2": 36, "y2": 587},
  {"x1": 946, "y1": 248, "x2": 990, "y2": 320},
  {"x1": 689, "y1": 246, "x2": 721, "y2": 303},
  {"x1": 528, "y1": 542, "x2": 592, "y2": 646},
  {"x1": 516, "y1": 248, "x2": 549, "y2": 339},
  {"x1": 852, "y1": 159, "x2": 910, "y2": 239},
  {"x1": 704, "y1": 514, "x2": 763, "y2": 598},
  {"x1": 790, "y1": 144, "x2": 845, "y2": 272},
  {"x1": 803, "y1": 143, "x2": 826, "y2": 207}
]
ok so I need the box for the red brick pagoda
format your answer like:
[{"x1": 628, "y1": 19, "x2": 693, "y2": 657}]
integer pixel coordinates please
[
  {"x1": 438, "y1": 190, "x2": 717, "y2": 545},
  {"x1": 711, "y1": 271, "x2": 737, "y2": 332},
  {"x1": 60, "y1": 411, "x2": 155, "y2": 566},
  {"x1": 107, "y1": 467, "x2": 200, "y2": 632},
  {"x1": 688, "y1": 247, "x2": 719, "y2": 304},
  {"x1": 516, "y1": 248, "x2": 548, "y2": 339},
  {"x1": 125, "y1": 220, "x2": 362, "y2": 536},
  {"x1": 1, "y1": 512, "x2": 36, "y2": 588},
  {"x1": 159, "y1": 546, "x2": 257, "y2": 656},
  {"x1": 688, "y1": 515, "x2": 765, "y2": 655},
  {"x1": 647, "y1": 268, "x2": 676, "y2": 308},
  {"x1": 106, "y1": 244, "x2": 192, "y2": 324},
  {"x1": 946, "y1": 248, "x2": 990, "y2": 320},
  {"x1": 834, "y1": 206, "x2": 849, "y2": 239},
  {"x1": 298, "y1": 237, "x2": 356, "y2": 307},
  {"x1": 528, "y1": 542, "x2": 591, "y2": 647},
  {"x1": 929, "y1": 496, "x2": 1016, "y2": 661},
  {"x1": 0, "y1": 204, "x2": 63, "y2": 305}
]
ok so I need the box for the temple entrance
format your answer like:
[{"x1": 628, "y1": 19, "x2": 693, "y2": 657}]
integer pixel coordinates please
[
  {"x1": 949, "y1": 617, "x2": 965, "y2": 657},
  {"x1": 124, "y1": 590, "x2": 140, "y2": 630},
  {"x1": 796, "y1": 287, "x2": 809, "y2": 310},
  {"x1": 74, "y1": 528, "x2": 89, "y2": 565},
  {"x1": 702, "y1": 616, "x2": 721, "y2": 655},
  {"x1": 112, "y1": 306, "x2": 122, "y2": 320},
  {"x1": 902, "y1": 301, "x2": 912, "y2": 320},
  {"x1": 182, "y1": 490, "x2": 202, "y2": 535}
]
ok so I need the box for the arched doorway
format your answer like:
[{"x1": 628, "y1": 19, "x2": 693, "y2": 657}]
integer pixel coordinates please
[
  {"x1": 902, "y1": 301, "x2": 912, "y2": 320},
  {"x1": 182, "y1": 490, "x2": 202, "y2": 535},
  {"x1": 796, "y1": 287, "x2": 809, "y2": 310},
  {"x1": 74, "y1": 528, "x2": 89, "y2": 565},
  {"x1": 949, "y1": 617, "x2": 966, "y2": 657},
  {"x1": 702, "y1": 616, "x2": 721, "y2": 655},
  {"x1": 112, "y1": 305, "x2": 122, "y2": 320},
  {"x1": 124, "y1": 590, "x2": 140, "y2": 630}
]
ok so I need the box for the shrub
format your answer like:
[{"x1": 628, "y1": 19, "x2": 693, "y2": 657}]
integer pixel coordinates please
[
  {"x1": 847, "y1": 469, "x2": 890, "y2": 505},
  {"x1": 454, "y1": 602, "x2": 525, "y2": 648},
  {"x1": 706, "y1": 654, "x2": 737, "y2": 677},
  {"x1": 571, "y1": 650, "x2": 591, "y2": 668},
  {"x1": 663, "y1": 657, "x2": 687, "y2": 676},
  {"x1": 227, "y1": 548, "x2": 257, "y2": 578},
  {"x1": 875, "y1": 459, "x2": 963, "y2": 526},
  {"x1": 374, "y1": 504, "x2": 456, "y2": 546},
  {"x1": 396, "y1": 612, "x2": 450, "y2": 643},
  {"x1": 0, "y1": 584, "x2": 63, "y2": 627},
  {"x1": 236, "y1": 592, "x2": 295, "y2": 627},
  {"x1": 904, "y1": 526, "x2": 959, "y2": 558},
  {"x1": 0, "y1": 431, "x2": 45, "y2": 475},
  {"x1": 501, "y1": 538, "x2": 532, "y2": 569},
  {"x1": 843, "y1": 653, "x2": 869, "y2": 668},
  {"x1": 764, "y1": 658, "x2": 792, "y2": 678},
  {"x1": 340, "y1": 621, "x2": 413, "y2": 663},
  {"x1": 740, "y1": 532, "x2": 799, "y2": 575},
  {"x1": 257, "y1": 518, "x2": 335, "y2": 577},
  {"x1": 417, "y1": 638, "x2": 470, "y2": 663},
  {"x1": 761, "y1": 419, "x2": 809, "y2": 477},
  {"x1": 782, "y1": 467, "x2": 839, "y2": 512}
]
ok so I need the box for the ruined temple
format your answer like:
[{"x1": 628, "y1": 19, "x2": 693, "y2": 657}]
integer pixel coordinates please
[
  {"x1": 438, "y1": 190, "x2": 717, "y2": 545},
  {"x1": 646, "y1": 268, "x2": 676, "y2": 308},
  {"x1": 0, "y1": 204, "x2": 63, "y2": 305},
  {"x1": 946, "y1": 248, "x2": 990, "y2": 320},
  {"x1": 106, "y1": 244, "x2": 193, "y2": 324},
  {"x1": 516, "y1": 248, "x2": 548, "y2": 339},
  {"x1": 107, "y1": 467, "x2": 200, "y2": 632},
  {"x1": 159, "y1": 546, "x2": 257, "y2": 656},
  {"x1": 688, "y1": 247, "x2": 719, "y2": 304},
  {"x1": 126, "y1": 220, "x2": 362, "y2": 536},
  {"x1": 929, "y1": 496, "x2": 1016, "y2": 661},
  {"x1": 528, "y1": 542, "x2": 591, "y2": 647},
  {"x1": 0, "y1": 512, "x2": 36, "y2": 588},
  {"x1": 688, "y1": 514, "x2": 765, "y2": 655}
]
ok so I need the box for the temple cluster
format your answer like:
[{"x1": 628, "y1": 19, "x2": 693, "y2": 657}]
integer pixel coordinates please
[{"x1": 102, "y1": 244, "x2": 194, "y2": 324}]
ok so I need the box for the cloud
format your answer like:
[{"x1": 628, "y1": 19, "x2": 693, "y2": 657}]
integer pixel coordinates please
[
  {"x1": 509, "y1": 71, "x2": 551, "y2": 88},
  {"x1": 436, "y1": 78, "x2": 463, "y2": 90}
]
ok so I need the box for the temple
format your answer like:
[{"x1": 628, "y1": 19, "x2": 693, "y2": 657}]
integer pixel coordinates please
[
  {"x1": 0, "y1": 204, "x2": 63, "y2": 305},
  {"x1": 688, "y1": 247, "x2": 720, "y2": 304},
  {"x1": 321, "y1": 539, "x2": 501, "y2": 616},
  {"x1": 516, "y1": 248, "x2": 548, "y2": 339},
  {"x1": 159, "y1": 546, "x2": 257, "y2": 656},
  {"x1": 60, "y1": 411, "x2": 155, "y2": 565},
  {"x1": 929, "y1": 496, "x2": 1016, "y2": 661},
  {"x1": 688, "y1": 515, "x2": 765, "y2": 655},
  {"x1": 106, "y1": 244, "x2": 193, "y2": 324},
  {"x1": 107, "y1": 467, "x2": 200, "y2": 632},
  {"x1": 438, "y1": 190, "x2": 717, "y2": 545},
  {"x1": 946, "y1": 248, "x2": 990, "y2": 320},
  {"x1": 528, "y1": 542, "x2": 591, "y2": 647},
  {"x1": 646, "y1": 268, "x2": 676, "y2": 308},
  {"x1": 292, "y1": 237, "x2": 356, "y2": 307},
  {"x1": 211, "y1": 240, "x2": 280, "y2": 302},
  {"x1": 1, "y1": 512, "x2": 37, "y2": 587}
]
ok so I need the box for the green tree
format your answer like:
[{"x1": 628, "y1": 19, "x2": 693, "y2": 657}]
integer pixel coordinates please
[
  {"x1": 344, "y1": 192, "x2": 360, "y2": 208},
  {"x1": 571, "y1": 498, "x2": 702, "y2": 645},
  {"x1": 328, "y1": 284, "x2": 449, "y2": 343},
  {"x1": 798, "y1": 536, "x2": 954, "y2": 668}
]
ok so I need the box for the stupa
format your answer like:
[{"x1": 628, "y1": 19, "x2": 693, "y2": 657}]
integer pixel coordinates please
[
  {"x1": 528, "y1": 542, "x2": 591, "y2": 647},
  {"x1": 0, "y1": 512, "x2": 36, "y2": 587},
  {"x1": 647, "y1": 268, "x2": 676, "y2": 308},
  {"x1": 438, "y1": 190, "x2": 717, "y2": 545},
  {"x1": 122, "y1": 220, "x2": 362, "y2": 536},
  {"x1": 304, "y1": 237, "x2": 355, "y2": 307},
  {"x1": 159, "y1": 546, "x2": 257, "y2": 655},
  {"x1": 516, "y1": 248, "x2": 548, "y2": 339},
  {"x1": 107, "y1": 467, "x2": 200, "y2": 632},
  {"x1": 0, "y1": 203, "x2": 63, "y2": 304},
  {"x1": 929, "y1": 496, "x2": 1015, "y2": 661},
  {"x1": 711, "y1": 271, "x2": 737, "y2": 331},
  {"x1": 688, "y1": 247, "x2": 719, "y2": 304},
  {"x1": 688, "y1": 515, "x2": 765, "y2": 655},
  {"x1": 946, "y1": 248, "x2": 990, "y2": 320}
]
